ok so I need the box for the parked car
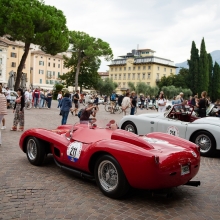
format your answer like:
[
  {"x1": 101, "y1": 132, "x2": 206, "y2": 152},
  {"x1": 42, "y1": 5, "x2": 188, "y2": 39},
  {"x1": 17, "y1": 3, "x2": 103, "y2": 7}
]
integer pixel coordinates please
[
  {"x1": 120, "y1": 104, "x2": 220, "y2": 157},
  {"x1": 19, "y1": 122, "x2": 200, "y2": 199}
]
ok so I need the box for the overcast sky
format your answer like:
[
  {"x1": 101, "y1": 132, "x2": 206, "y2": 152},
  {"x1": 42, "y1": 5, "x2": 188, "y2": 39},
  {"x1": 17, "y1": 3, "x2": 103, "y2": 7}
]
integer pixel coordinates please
[{"x1": 45, "y1": 0, "x2": 220, "y2": 71}]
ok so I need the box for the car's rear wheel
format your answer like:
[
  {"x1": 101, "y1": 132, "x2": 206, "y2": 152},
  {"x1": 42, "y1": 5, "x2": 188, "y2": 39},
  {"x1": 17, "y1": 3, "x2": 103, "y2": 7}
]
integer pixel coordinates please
[
  {"x1": 94, "y1": 155, "x2": 130, "y2": 199},
  {"x1": 192, "y1": 131, "x2": 216, "y2": 157},
  {"x1": 26, "y1": 137, "x2": 45, "y2": 166},
  {"x1": 122, "y1": 121, "x2": 137, "y2": 134}
]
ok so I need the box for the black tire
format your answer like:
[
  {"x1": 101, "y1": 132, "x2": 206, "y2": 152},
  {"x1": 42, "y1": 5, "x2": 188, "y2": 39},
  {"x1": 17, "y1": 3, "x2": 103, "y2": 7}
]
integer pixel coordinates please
[
  {"x1": 94, "y1": 155, "x2": 130, "y2": 199},
  {"x1": 26, "y1": 137, "x2": 45, "y2": 166},
  {"x1": 191, "y1": 131, "x2": 216, "y2": 157},
  {"x1": 122, "y1": 121, "x2": 137, "y2": 134}
]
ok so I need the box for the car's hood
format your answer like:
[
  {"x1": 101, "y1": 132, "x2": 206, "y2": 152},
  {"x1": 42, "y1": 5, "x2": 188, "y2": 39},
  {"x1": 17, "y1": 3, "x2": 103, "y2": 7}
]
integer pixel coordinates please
[
  {"x1": 138, "y1": 113, "x2": 163, "y2": 118},
  {"x1": 192, "y1": 117, "x2": 220, "y2": 126}
]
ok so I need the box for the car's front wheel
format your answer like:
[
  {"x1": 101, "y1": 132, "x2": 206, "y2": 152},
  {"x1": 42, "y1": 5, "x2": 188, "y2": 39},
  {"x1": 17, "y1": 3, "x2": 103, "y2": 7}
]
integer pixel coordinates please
[
  {"x1": 122, "y1": 121, "x2": 137, "y2": 134},
  {"x1": 26, "y1": 137, "x2": 45, "y2": 166},
  {"x1": 192, "y1": 131, "x2": 216, "y2": 157},
  {"x1": 94, "y1": 155, "x2": 130, "y2": 199}
]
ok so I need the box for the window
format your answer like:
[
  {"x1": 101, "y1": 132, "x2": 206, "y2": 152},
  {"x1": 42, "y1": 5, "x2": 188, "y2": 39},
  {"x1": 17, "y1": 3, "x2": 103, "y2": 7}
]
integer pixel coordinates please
[
  {"x1": 54, "y1": 59, "x2": 55, "y2": 61},
  {"x1": 115, "y1": 67, "x2": 117, "y2": 71},
  {"x1": 128, "y1": 67, "x2": 131, "y2": 70},
  {"x1": 143, "y1": 66, "x2": 146, "y2": 70},
  {"x1": 53, "y1": 71, "x2": 55, "y2": 78},
  {"x1": 50, "y1": 80, "x2": 53, "y2": 85},
  {"x1": 111, "y1": 68, "x2": 113, "y2": 71},
  {"x1": 0, "y1": 70, "x2": 2, "y2": 76},
  {"x1": 170, "y1": 69, "x2": 172, "y2": 73},
  {"x1": 147, "y1": 73, "x2": 151, "y2": 79},
  {"x1": 158, "y1": 66, "x2": 160, "y2": 70},
  {"x1": 0, "y1": 49, "x2": 2, "y2": 52},
  {"x1": 118, "y1": 82, "x2": 121, "y2": 87},
  {"x1": 148, "y1": 66, "x2": 151, "y2": 70},
  {"x1": 124, "y1": 67, "x2": 126, "y2": 71},
  {"x1": 11, "y1": 52, "x2": 17, "y2": 58},
  {"x1": 0, "y1": 58, "x2": 2, "y2": 64},
  {"x1": 132, "y1": 73, "x2": 135, "y2": 80},
  {"x1": 47, "y1": 71, "x2": 52, "y2": 78},
  {"x1": 49, "y1": 58, "x2": 50, "y2": 60},
  {"x1": 119, "y1": 74, "x2": 121, "y2": 80},
  {"x1": 138, "y1": 66, "x2": 140, "y2": 70},
  {"x1": 58, "y1": 60, "x2": 60, "y2": 62},
  {"x1": 46, "y1": 80, "x2": 49, "y2": 84},
  {"x1": 48, "y1": 62, "x2": 50, "y2": 67},
  {"x1": 133, "y1": 67, "x2": 135, "y2": 70},
  {"x1": 58, "y1": 64, "x2": 60, "y2": 68},
  {"x1": 12, "y1": 47, "x2": 15, "y2": 50},
  {"x1": 123, "y1": 82, "x2": 126, "y2": 86},
  {"x1": 39, "y1": 61, "x2": 44, "y2": 66},
  {"x1": 53, "y1": 63, "x2": 55, "y2": 67},
  {"x1": 137, "y1": 73, "x2": 140, "y2": 80},
  {"x1": 142, "y1": 73, "x2": 145, "y2": 80},
  {"x1": 39, "y1": 70, "x2": 44, "y2": 74},
  {"x1": 164, "y1": 68, "x2": 166, "y2": 72},
  {"x1": 157, "y1": 73, "x2": 159, "y2": 79},
  {"x1": 111, "y1": 74, "x2": 113, "y2": 79},
  {"x1": 41, "y1": 56, "x2": 43, "y2": 59},
  {"x1": 40, "y1": 79, "x2": 42, "y2": 84},
  {"x1": 58, "y1": 72, "x2": 60, "y2": 77},
  {"x1": 128, "y1": 73, "x2": 131, "y2": 80},
  {"x1": 11, "y1": 62, "x2": 16, "y2": 67},
  {"x1": 123, "y1": 73, "x2": 126, "y2": 80},
  {"x1": 114, "y1": 74, "x2": 117, "y2": 80},
  {"x1": 119, "y1": 67, "x2": 122, "y2": 71}
]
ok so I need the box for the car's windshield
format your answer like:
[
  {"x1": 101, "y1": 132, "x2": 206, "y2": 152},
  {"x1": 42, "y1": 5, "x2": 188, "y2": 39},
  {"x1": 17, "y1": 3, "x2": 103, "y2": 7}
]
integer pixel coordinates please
[{"x1": 165, "y1": 104, "x2": 194, "y2": 119}]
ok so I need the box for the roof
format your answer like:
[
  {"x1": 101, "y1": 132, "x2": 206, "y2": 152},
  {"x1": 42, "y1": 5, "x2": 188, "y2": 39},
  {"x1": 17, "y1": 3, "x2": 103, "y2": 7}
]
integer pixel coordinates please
[
  {"x1": 98, "y1": 72, "x2": 109, "y2": 76},
  {"x1": 31, "y1": 50, "x2": 64, "y2": 59},
  {"x1": 0, "y1": 37, "x2": 24, "y2": 47},
  {"x1": 137, "y1": 49, "x2": 155, "y2": 52}
]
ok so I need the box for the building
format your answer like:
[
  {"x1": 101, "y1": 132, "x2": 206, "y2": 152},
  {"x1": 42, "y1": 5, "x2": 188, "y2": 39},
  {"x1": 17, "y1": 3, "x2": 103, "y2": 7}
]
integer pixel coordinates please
[
  {"x1": 98, "y1": 71, "x2": 109, "y2": 81},
  {"x1": 108, "y1": 48, "x2": 177, "y2": 93},
  {"x1": 30, "y1": 50, "x2": 69, "y2": 89},
  {"x1": 0, "y1": 37, "x2": 32, "y2": 88},
  {"x1": 0, "y1": 37, "x2": 70, "y2": 90}
]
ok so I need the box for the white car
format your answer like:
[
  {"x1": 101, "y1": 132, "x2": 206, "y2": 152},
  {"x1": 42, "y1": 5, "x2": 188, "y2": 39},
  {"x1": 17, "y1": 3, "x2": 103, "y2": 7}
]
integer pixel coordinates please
[{"x1": 119, "y1": 104, "x2": 220, "y2": 157}]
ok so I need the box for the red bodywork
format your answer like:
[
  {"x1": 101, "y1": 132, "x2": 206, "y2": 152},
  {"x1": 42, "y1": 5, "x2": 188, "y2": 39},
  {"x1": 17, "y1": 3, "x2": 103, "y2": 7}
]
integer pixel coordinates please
[{"x1": 19, "y1": 124, "x2": 200, "y2": 189}]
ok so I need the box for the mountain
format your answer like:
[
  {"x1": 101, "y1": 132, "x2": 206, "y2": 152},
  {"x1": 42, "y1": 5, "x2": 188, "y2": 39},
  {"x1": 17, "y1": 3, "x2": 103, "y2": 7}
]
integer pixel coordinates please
[{"x1": 175, "y1": 50, "x2": 220, "y2": 74}]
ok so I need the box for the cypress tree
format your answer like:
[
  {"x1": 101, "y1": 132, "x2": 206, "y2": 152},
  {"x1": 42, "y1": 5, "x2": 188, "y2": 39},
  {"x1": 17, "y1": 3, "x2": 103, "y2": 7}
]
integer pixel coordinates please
[
  {"x1": 207, "y1": 53, "x2": 213, "y2": 100},
  {"x1": 198, "y1": 38, "x2": 209, "y2": 96},
  {"x1": 187, "y1": 41, "x2": 199, "y2": 95},
  {"x1": 212, "y1": 62, "x2": 220, "y2": 102}
]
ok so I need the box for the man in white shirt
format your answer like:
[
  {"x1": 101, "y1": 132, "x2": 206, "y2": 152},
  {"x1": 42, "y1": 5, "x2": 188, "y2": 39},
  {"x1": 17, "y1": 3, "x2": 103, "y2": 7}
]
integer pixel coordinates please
[{"x1": 5, "y1": 87, "x2": 11, "y2": 109}]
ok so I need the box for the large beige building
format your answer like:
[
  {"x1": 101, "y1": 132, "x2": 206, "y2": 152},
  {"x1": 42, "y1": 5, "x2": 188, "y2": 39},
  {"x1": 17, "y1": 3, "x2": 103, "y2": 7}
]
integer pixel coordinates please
[
  {"x1": 109, "y1": 49, "x2": 177, "y2": 93},
  {"x1": 0, "y1": 37, "x2": 70, "y2": 90}
]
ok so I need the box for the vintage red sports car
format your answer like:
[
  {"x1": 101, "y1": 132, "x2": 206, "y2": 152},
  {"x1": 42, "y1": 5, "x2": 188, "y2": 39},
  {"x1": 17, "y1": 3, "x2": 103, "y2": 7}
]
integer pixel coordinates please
[{"x1": 19, "y1": 123, "x2": 201, "y2": 199}]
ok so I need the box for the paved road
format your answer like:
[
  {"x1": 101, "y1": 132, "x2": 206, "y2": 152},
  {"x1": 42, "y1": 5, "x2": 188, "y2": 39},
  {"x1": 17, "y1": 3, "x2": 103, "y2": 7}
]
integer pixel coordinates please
[{"x1": 0, "y1": 102, "x2": 220, "y2": 220}]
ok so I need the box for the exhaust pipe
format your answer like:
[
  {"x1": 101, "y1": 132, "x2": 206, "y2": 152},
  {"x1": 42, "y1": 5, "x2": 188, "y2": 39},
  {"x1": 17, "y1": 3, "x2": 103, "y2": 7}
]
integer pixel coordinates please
[{"x1": 184, "y1": 181, "x2": 200, "y2": 187}]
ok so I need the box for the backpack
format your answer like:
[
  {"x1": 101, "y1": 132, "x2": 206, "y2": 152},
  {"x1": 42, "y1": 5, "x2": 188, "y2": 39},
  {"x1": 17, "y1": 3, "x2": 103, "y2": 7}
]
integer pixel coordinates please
[
  {"x1": 77, "y1": 109, "x2": 84, "y2": 118},
  {"x1": 111, "y1": 93, "x2": 116, "y2": 101}
]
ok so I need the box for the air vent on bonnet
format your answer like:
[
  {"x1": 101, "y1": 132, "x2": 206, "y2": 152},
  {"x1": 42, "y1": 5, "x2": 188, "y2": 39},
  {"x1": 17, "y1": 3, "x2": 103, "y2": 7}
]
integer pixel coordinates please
[{"x1": 111, "y1": 130, "x2": 153, "y2": 149}]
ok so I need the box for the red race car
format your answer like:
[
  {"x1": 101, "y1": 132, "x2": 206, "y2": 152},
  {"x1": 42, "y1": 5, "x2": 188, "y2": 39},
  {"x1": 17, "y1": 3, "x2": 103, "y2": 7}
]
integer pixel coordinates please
[{"x1": 19, "y1": 123, "x2": 200, "y2": 199}]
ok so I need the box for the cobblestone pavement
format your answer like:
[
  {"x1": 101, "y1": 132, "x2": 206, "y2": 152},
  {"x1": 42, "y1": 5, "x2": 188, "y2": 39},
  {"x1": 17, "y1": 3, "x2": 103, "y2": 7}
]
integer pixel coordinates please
[{"x1": 0, "y1": 102, "x2": 220, "y2": 220}]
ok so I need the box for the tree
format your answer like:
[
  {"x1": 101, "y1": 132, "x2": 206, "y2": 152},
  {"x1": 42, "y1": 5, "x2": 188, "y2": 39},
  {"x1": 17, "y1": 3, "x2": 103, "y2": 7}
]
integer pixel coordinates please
[
  {"x1": 53, "y1": 83, "x2": 64, "y2": 100},
  {"x1": 207, "y1": 53, "x2": 213, "y2": 99},
  {"x1": 136, "y1": 82, "x2": 149, "y2": 95},
  {"x1": 173, "y1": 68, "x2": 190, "y2": 88},
  {"x1": 128, "y1": 82, "x2": 136, "y2": 92},
  {"x1": 96, "y1": 78, "x2": 118, "y2": 96},
  {"x1": 198, "y1": 38, "x2": 209, "y2": 94},
  {"x1": 0, "y1": 0, "x2": 69, "y2": 90},
  {"x1": 212, "y1": 62, "x2": 220, "y2": 101},
  {"x1": 188, "y1": 41, "x2": 199, "y2": 95},
  {"x1": 68, "y1": 31, "x2": 113, "y2": 90},
  {"x1": 60, "y1": 57, "x2": 101, "y2": 91}
]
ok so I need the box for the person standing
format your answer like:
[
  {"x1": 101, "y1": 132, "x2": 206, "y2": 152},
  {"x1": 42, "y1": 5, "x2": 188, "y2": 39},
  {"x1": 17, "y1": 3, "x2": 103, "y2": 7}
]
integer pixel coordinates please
[
  {"x1": 121, "y1": 92, "x2": 130, "y2": 115},
  {"x1": 33, "y1": 88, "x2": 40, "y2": 108},
  {"x1": 140, "y1": 95, "x2": 145, "y2": 110},
  {"x1": 130, "y1": 91, "x2": 137, "y2": 115},
  {"x1": 93, "y1": 95, "x2": 99, "y2": 111},
  {"x1": 158, "y1": 93, "x2": 167, "y2": 112},
  {"x1": 5, "y1": 87, "x2": 11, "y2": 109},
  {"x1": 11, "y1": 88, "x2": 25, "y2": 131},
  {"x1": 57, "y1": 91, "x2": 62, "y2": 108},
  {"x1": 72, "y1": 90, "x2": 80, "y2": 116},
  {"x1": 39, "y1": 89, "x2": 45, "y2": 109},
  {"x1": 60, "y1": 93, "x2": 72, "y2": 125},
  {"x1": 197, "y1": 91, "x2": 208, "y2": 118},
  {"x1": 110, "y1": 91, "x2": 116, "y2": 114},
  {"x1": 0, "y1": 86, "x2": 7, "y2": 146},
  {"x1": 47, "y1": 90, "x2": 52, "y2": 109}
]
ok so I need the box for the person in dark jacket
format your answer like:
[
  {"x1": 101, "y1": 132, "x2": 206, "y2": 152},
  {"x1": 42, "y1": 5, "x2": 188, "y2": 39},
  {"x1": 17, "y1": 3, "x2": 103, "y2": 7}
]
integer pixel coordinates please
[{"x1": 60, "y1": 93, "x2": 72, "y2": 125}]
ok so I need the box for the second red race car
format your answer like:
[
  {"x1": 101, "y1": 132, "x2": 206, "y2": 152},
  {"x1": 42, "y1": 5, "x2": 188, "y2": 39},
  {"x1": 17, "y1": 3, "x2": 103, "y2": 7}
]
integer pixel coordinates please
[{"x1": 19, "y1": 123, "x2": 200, "y2": 199}]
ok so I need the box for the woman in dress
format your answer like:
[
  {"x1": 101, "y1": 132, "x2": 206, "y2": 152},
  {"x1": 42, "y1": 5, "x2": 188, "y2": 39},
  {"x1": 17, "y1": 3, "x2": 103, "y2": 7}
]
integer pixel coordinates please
[
  {"x1": 0, "y1": 85, "x2": 7, "y2": 146},
  {"x1": 11, "y1": 88, "x2": 25, "y2": 131},
  {"x1": 158, "y1": 93, "x2": 167, "y2": 112}
]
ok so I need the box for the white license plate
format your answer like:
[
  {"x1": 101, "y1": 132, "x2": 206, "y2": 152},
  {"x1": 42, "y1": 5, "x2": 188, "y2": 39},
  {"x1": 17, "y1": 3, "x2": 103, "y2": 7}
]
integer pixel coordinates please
[{"x1": 181, "y1": 165, "x2": 190, "y2": 175}]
